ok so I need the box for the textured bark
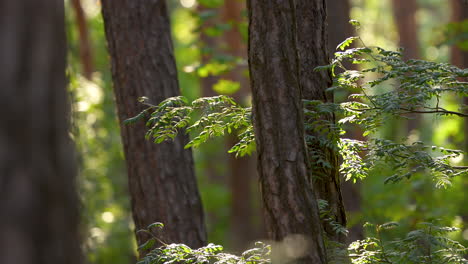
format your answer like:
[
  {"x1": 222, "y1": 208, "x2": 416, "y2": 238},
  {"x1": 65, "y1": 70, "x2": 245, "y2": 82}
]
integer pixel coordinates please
[
  {"x1": 296, "y1": 0, "x2": 347, "y2": 243},
  {"x1": 71, "y1": 0, "x2": 94, "y2": 79},
  {"x1": 248, "y1": 1, "x2": 327, "y2": 263},
  {"x1": 327, "y1": 0, "x2": 364, "y2": 243},
  {"x1": 101, "y1": 0, "x2": 207, "y2": 248},
  {"x1": 0, "y1": 1, "x2": 82, "y2": 264}
]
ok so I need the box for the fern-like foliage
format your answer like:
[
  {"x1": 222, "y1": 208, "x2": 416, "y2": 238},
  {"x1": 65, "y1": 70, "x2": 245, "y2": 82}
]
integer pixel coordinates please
[
  {"x1": 126, "y1": 27, "x2": 468, "y2": 187},
  {"x1": 136, "y1": 223, "x2": 271, "y2": 264},
  {"x1": 348, "y1": 222, "x2": 467, "y2": 264},
  {"x1": 125, "y1": 95, "x2": 255, "y2": 157},
  {"x1": 311, "y1": 34, "x2": 468, "y2": 187}
]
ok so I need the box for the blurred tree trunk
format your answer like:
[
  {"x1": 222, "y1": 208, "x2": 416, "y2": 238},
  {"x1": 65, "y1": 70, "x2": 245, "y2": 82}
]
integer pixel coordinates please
[
  {"x1": 0, "y1": 1, "x2": 82, "y2": 264},
  {"x1": 248, "y1": 1, "x2": 328, "y2": 263},
  {"x1": 101, "y1": 0, "x2": 207, "y2": 248},
  {"x1": 327, "y1": 0, "x2": 353, "y2": 59},
  {"x1": 327, "y1": 0, "x2": 364, "y2": 243},
  {"x1": 220, "y1": 0, "x2": 261, "y2": 251},
  {"x1": 391, "y1": 0, "x2": 421, "y2": 133},
  {"x1": 391, "y1": 0, "x2": 420, "y2": 61},
  {"x1": 450, "y1": 0, "x2": 468, "y2": 227},
  {"x1": 70, "y1": 0, "x2": 94, "y2": 79}
]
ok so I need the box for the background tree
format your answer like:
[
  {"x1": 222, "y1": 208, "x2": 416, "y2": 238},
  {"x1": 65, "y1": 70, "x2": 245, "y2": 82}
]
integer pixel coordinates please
[
  {"x1": 247, "y1": 1, "x2": 328, "y2": 263},
  {"x1": 0, "y1": 1, "x2": 82, "y2": 263},
  {"x1": 391, "y1": 0, "x2": 421, "y2": 133},
  {"x1": 101, "y1": 0, "x2": 207, "y2": 248}
]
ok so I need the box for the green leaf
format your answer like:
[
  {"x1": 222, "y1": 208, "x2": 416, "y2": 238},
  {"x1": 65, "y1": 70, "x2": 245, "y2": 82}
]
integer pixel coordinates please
[
  {"x1": 336, "y1": 36, "x2": 358, "y2": 51},
  {"x1": 147, "y1": 222, "x2": 164, "y2": 230},
  {"x1": 138, "y1": 238, "x2": 156, "y2": 251}
]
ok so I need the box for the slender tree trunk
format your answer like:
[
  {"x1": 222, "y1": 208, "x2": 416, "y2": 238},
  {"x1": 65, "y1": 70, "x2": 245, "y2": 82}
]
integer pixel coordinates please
[
  {"x1": 450, "y1": 0, "x2": 468, "y2": 229},
  {"x1": 296, "y1": 0, "x2": 347, "y2": 243},
  {"x1": 220, "y1": 0, "x2": 261, "y2": 251},
  {"x1": 101, "y1": 0, "x2": 207, "y2": 248},
  {"x1": 70, "y1": 0, "x2": 94, "y2": 79},
  {"x1": 391, "y1": 0, "x2": 421, "y2": 133},
  {"x1": 327, "y1": 0, "x2": 364, "y2": 243},
  {"x1": 327, "y1": 0, "x2": 353, "y2": 58},
  {"x1": 248, "y1": 1, "x2": 327, "y2": 263},
  {"x1": 0, "y1": 1, "x2": 82, "y2": 263},
  {"x1": 391, "y1": 0, "x2": 420, "y2": 61}
]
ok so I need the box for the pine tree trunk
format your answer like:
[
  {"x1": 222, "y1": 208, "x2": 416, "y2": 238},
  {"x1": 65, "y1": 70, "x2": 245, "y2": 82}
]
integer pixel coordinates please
[
  {"x1": 391, "y1": 0, "x2": 420, "y2": 61},
  {"x1": 0, "y1": 1, "x2": 82, "y2": 263},
  {"x1": 101, "y1": 0, "x2": 207, "y2": 248},
  {"x1": 247, "y1": 1, "x2": 327, "y2": 263},
  {"x1": 221, "y1": 0, "x2": 261, "y2": 250},
  {"x1": 296, "y1": 0, "x2": 347, "y2": 243},
  {"x1": 391, "y1": 0, "x2": 421, "y2": 133},
  {"x1": 70, "y1": 0, "x2": 94, "y2": 79},
  {"x1": 450, "y1": 0, "x2": 468, "y2": 230}
]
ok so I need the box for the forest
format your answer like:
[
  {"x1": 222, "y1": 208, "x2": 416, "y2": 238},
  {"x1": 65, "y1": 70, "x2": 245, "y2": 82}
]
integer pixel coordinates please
[{"x1": 0, "y1": 0, "x2": 467, "y2": 263}]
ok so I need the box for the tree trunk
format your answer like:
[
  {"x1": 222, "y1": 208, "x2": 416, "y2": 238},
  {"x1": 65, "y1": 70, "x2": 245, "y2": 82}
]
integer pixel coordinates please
[
  {"x1": 70, "y1": 0, "x2": 94, "y2": 79},
  {"x1": 391, "y1": 0, "x2": 420, "y2": 61},
  {"x1": 220, "y1": 0, "x2": 261, "y2": 251},
  {"x1": 327, "y1": 0, "x2": 354, "y2": 59},
  {"x1": 450, "y1": 0, "x2": 468, "y2": 231},
  {"x1": 327, "y1": 0, "x2": 364, "y2": 243},
  {"x1": 391, "y1": 0, "x2": 421, "y2": 133},
  {"x1": 101, "y1": 0, "x2": 207, "y2": 248},
  {"x1": 296, "y1": 0, "x2": 347, "y2": 243},
  {"x1": 247, "y1": 1, "x2": 327, "y2": 263},
  {"x1": 0, "y1": 1, "x2": 82, "y2": 264}
]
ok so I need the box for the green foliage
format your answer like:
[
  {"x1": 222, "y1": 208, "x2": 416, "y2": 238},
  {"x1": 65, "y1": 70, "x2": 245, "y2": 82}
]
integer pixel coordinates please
[
  {"x1": 136, "y1": 223, "x2": 271, "y2": 264},
  {"x1": 348, "y1": 222, "x2": 467, "y2": 264},
  {"x1": 128, "y1": 23, "x2": 468, "y2": 263},
  {"x1": 136, "y1": 221, "x2": 467, "y2": 264},
  {"x1": 439, "y1": 20, "x2": 468, "y2": 51},
  {"x1": 318, "y1": 200, "x2": 349, "y2": 237},
  {"x1": 312, "y1": 34, "x2": 468, "y2": 187},
  {"x1": 126, "y1": 95, "x2": 255, "y2": 157},
  {"x1": 129, "y1": 31, "x2": 468, "y2": 187}
]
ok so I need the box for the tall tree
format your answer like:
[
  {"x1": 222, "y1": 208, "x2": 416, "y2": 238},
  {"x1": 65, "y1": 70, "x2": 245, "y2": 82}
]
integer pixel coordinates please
[
  {"x1": 327, "y1": 0, "x2": 363, "y2": 243},
  {"x1": 391, "y1": 0, "x2": 421, "y2": 133},
  {"x1": 220, "y1": 0, "x2": 261, "y2": 250},
  {"x1": 391, "y1": 0, "x2": 420, "y2": 61},
  {"x1": 450, "y1": 0, "x2": 468, "y2": 227},
  {"x1": 247, "y1": 1, "x2": 329, "y2": 263},
  {"x1": 70, "y1": 0, "x2": 94, "y2": 79},
  {"x1": 0, "y1": 1, "x2": 82, "y2": 264},
  {"x1": 101, "y1": 0, "x2": 207, "y2": 248},
  {"x1": 296, "y1": 1, "x2": 347, "y2": 243}
]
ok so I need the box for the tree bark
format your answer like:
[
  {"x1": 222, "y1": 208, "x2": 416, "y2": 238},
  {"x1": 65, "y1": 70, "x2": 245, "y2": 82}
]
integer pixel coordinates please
[
  {"x1": 248, "y1": 1, "x2": 327, "y2": 263},
  {"x1": 0, "y1": 1, "x2": 82, "y2": 264},
  {"x1": 101, "y1": 0, "x2": 207, "y2": 248},
  {"x1": 296, "y1": 0, "x2": 347, "y2": 243}
]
